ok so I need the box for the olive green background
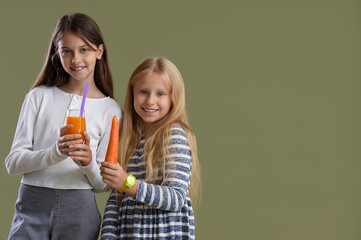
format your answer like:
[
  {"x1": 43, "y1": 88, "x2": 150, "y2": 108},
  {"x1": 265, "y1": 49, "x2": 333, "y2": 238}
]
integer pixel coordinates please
[{"x1": 1, "y1": 0, "x2": 360, "y2": 239}]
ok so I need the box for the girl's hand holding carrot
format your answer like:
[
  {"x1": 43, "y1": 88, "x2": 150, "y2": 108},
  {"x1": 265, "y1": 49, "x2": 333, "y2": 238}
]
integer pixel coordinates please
[
  {"x1": 101, "y1": 116, "x2": 138, "y2": 196},
  {"x1": 101, "y1": 115, "x2": 123, "y2": 186},
  {"x1": 100, "y1": 161, "x2": 127, "y2": 189},
  {"x1": 100, "y1": 162, "x2": 138, "y2": 197}
]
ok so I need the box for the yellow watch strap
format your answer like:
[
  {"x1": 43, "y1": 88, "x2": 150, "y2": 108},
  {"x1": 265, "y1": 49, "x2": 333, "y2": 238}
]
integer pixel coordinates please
[{"x1": 119, "y1": 174, "x2": 136, "y2": 192}]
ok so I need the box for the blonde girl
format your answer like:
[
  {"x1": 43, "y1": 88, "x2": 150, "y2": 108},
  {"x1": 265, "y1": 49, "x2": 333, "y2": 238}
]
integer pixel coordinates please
[
  {"x1": 5, "y1": 13, "x2": 121, "y2": 239},
  {"x1": 100, "y1": 57, "x2": 200, "y2": 239}
]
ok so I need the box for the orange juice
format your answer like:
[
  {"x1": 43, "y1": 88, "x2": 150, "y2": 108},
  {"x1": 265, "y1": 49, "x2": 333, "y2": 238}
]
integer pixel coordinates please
[{"x1": 65, "y1": 116, "x2": 86, "y2": 141}]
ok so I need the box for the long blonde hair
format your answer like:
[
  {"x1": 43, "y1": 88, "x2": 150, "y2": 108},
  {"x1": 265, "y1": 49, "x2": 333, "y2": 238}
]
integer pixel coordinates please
[{"x1": 119, "y1": 57, "x2": 201, "y2": 206}]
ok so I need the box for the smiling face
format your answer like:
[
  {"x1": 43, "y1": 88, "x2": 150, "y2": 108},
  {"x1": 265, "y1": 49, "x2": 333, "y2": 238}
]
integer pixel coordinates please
[
  {"x1": 133, "y1": 72, "x2": 173, "y2": 132},
  {"x1": 57, "y1": 31, "x2": 103, "y2": 83}
]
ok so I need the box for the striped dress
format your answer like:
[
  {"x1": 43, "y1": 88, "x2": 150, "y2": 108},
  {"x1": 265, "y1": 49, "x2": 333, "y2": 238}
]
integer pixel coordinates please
[{"x1": 101, "y1": 125, "x2": 195, "y2": 240}]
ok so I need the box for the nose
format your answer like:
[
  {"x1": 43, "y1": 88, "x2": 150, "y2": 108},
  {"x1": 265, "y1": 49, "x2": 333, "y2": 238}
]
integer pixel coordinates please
[
  {"x1": 72, "y1": 51, "x2": 81, "y2": 64},
  {"x1": 146, "y1": 93, "x2": 156, "y2": 105}
]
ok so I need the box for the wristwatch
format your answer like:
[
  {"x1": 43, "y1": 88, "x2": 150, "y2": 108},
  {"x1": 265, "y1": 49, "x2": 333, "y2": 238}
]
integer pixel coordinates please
[{"x1": 119, "y1": 174, "x2": 136, "y2": 192}]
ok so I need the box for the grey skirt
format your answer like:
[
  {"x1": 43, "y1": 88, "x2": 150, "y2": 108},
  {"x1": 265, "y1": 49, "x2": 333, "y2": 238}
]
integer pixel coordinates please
[{"x1": 8, "y1": 184, "x2": 101, "y2": 240}]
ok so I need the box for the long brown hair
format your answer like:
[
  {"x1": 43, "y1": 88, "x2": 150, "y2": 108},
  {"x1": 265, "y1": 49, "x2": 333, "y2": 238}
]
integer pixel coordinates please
[
  {"x1": 32, "y1": 13, "x2": 114, "y2": 98},
  {"x1": 119, "y1": 57, "x2": 201, "y2": 206}
]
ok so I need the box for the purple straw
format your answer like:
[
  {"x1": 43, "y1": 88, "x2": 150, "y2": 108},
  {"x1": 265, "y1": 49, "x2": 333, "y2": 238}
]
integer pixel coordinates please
[{"x1": 80, "y1": 82, "x2": 89, "y2": 117}]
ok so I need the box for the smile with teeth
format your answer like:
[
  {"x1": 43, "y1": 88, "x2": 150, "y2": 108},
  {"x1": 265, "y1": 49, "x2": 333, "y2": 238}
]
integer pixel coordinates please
[
  {"x1": 71, "y1": 66, "x2": 85, "y2": 71},
  {"x1": 142, "y1": 107, "x2": 158, "y2": 113}
]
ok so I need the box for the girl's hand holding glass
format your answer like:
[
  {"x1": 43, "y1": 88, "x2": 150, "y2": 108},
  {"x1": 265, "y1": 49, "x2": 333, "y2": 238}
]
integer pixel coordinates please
[
  {"x1": 58, "y1": 125, "x2": 83, "y2": 154},
  {"x1": 58, "y1": 125, "x2": 92, "y2": 166}
]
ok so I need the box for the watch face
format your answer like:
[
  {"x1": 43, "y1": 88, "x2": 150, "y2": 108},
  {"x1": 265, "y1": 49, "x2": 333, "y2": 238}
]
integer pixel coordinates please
[{"x1": 128, "y1": 175, "x2": 136, "y2": 185}]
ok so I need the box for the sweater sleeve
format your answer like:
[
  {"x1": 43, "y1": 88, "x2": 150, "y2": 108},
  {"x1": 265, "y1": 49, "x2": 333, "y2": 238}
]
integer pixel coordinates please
[
  {"x1": 135, "y1": 126, "x2": 192, "y2": 212},
  {"x1": 5, "y1": 93, "x2": 67, "y2": 175},
  {"x1": 80, "y1": 109, "x2": 122, "y2": 193}
]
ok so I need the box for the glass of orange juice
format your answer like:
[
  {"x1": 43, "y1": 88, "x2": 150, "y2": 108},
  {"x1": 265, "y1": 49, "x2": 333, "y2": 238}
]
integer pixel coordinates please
[{"x1": 65, "y1": 109, "x2": 86, "y2": 142}]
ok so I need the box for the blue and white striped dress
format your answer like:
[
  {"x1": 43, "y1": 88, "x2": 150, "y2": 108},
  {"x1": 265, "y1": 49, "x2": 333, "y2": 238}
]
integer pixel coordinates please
[{"x1": 101, "y1": 125, "x2": 195, "y2": 240}]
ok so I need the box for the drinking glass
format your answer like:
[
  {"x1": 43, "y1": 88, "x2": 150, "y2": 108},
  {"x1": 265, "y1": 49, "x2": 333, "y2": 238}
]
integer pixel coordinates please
[{"x1": 65, "y1": 109, "x2": 86, "y2": 142}]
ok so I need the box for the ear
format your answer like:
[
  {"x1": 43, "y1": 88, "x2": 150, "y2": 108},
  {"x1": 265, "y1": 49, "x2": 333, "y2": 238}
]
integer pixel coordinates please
[{"x1": 97, "y1": 44, "x2": 104, "y2": 60}]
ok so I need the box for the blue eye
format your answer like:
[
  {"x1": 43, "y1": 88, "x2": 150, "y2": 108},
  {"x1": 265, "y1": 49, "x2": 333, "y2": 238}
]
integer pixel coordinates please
[
  {"x1": 140, "y1": 90, "x2": 147, "y2": 95},
  {"x1": 157, "y1": 92, "x2": 165, "y2": 97},
  {"x1": 81, "y1": 48, "x2": 89, "y2": 53},
  {"x1": 61, "y1": 49, "x2": 71, "y2": 55}
]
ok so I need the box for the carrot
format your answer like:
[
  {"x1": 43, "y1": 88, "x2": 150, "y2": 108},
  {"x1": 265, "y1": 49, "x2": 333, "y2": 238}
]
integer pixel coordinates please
[{"x1": 104, "y1": 116, "x2": 119, "y2": 164}]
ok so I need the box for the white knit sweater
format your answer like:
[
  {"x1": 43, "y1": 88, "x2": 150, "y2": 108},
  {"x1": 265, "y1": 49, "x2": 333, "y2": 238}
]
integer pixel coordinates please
[{"x1": 5, "y1": 86, "x2": 121, "y2": 192}]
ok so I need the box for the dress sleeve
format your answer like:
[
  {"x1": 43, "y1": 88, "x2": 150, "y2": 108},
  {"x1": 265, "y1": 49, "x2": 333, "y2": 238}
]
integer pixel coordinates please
[
  {"x1": 101, "y1": 190, "x2": 120, "y2": 239},
  {"x1": 135, "y1": 125, "x2": 192, "y2": 212},
  {"x1": 5, "y1": 93, "x2": 67, "y2": 175}
]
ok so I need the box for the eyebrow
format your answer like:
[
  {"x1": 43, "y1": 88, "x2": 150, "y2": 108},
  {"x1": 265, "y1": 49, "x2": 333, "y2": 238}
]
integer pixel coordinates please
[
  {"x1": 138, "y1": 86, "x2": 168, "y2": 91},
  {"x1": 59, "y1": 44, "x2": 90, "y2": 49}
]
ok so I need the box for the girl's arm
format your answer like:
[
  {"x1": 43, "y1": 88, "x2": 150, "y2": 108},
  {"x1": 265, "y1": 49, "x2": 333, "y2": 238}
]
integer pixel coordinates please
[
  {"x1": 81, "y1": 111, "x2": 121, "y2": 192},
  {"x1": 135, "y1": 139, "x2": 192, "y2": 212},
  {"x1": 5, "y1": 94, "x2": 68, "y2": 175},
  {"x1": 137, "y1": 126, "x2": 192, "y2": 212},
  {"x1": 101, "y1": 125, "x2": 192, "y2": 212}
]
